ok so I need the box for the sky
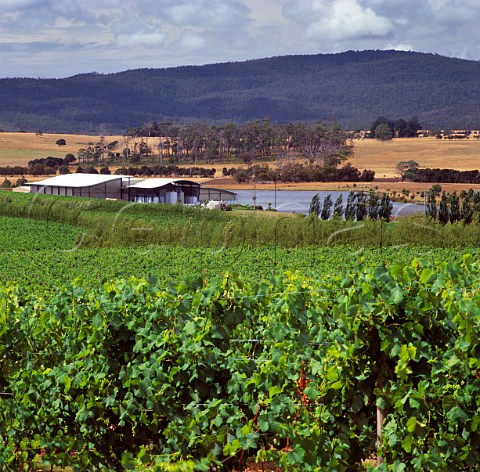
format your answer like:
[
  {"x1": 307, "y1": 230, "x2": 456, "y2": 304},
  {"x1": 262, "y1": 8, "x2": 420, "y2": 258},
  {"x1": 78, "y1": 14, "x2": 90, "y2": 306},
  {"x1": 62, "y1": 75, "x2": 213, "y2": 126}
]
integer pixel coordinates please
[{"x1": 1, "y1": 0, "x2": 480, "y2": 78}]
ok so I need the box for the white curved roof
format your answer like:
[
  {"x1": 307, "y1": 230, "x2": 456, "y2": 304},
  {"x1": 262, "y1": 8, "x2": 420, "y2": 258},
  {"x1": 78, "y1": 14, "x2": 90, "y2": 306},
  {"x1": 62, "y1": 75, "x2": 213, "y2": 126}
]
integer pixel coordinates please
[
  {"x1": 128, "y1": 178, "x2": 200, "y2": 189},
  {"x1": 30, "y1": 174, "x2": 132, "y2": 188}
]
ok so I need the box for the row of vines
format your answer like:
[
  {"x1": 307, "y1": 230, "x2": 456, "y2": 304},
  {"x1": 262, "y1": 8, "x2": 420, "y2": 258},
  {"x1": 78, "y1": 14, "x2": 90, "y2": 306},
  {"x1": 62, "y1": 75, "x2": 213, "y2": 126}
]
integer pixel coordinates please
[{"x1": 1, "y1": 256, "x2": 480, "y2": 470}]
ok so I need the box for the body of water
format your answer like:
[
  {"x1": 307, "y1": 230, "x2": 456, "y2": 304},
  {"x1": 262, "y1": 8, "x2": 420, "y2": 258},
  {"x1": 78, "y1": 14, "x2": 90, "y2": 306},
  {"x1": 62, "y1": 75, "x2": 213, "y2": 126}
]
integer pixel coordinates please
[{"x1": 233, "y1": 189, "x2": 424, "y2": 217}]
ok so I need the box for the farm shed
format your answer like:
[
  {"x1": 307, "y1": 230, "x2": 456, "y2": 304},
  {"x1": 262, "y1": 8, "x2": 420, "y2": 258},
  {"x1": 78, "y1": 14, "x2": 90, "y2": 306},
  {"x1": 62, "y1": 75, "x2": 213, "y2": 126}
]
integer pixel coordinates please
[
  {"x1": 29, "y1": 174, "x2": 134, "y2": 199},
  {"x1": 127, "y1": 178, "x2": 202, "y2": 204},
  {"x1": 199, "y1": 187, "x2": 236, "y2": 203}
]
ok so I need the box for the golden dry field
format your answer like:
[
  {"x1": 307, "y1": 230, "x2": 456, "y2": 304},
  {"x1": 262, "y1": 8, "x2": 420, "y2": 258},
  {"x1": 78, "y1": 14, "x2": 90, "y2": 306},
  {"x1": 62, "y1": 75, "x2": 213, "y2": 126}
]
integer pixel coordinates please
[
  {"x1": 2, "y1": 132, "x2": 480, "y2": 194},
  {"x1": 0, "y1": 132, "x2": 127, "y2": 165},
  {"x1": 351, "y1": 136, "x2": 480, "y2": 178}
]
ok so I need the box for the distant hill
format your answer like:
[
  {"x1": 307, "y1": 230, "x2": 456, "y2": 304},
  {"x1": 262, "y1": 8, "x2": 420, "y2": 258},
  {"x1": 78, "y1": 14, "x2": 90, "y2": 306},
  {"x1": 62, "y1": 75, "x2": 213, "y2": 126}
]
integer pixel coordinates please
[{"x1": 1, "y1": 50, "x2": 480, "y2": 133}]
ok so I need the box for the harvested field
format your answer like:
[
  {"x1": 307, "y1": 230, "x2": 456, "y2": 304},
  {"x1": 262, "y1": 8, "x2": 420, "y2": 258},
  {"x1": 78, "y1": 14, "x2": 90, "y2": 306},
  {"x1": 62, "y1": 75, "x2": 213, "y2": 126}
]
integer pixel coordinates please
[
  {"x1": 0, "y1": 132, "x2": 126, "y2": 165},
  {"x1": 351, "y1": 136, "x2": 480, "y2": 178},
  {"x1": 2, "y1": 133, "x2": 480, "y2": 194}
]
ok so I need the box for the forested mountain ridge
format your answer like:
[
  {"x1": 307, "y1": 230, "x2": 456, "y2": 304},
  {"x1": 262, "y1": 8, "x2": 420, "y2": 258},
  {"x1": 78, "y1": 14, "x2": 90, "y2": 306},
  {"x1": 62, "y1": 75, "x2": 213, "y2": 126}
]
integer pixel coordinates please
[{"x1": 1, "y1": 50, "x2": 480, "y2": 133}]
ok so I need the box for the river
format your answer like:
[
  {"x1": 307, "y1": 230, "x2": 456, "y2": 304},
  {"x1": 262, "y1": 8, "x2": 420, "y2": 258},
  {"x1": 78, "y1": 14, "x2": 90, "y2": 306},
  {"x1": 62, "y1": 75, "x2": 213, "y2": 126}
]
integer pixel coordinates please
[{"x1": 233, "y1": 189, "x2": 424, "y2": 217}]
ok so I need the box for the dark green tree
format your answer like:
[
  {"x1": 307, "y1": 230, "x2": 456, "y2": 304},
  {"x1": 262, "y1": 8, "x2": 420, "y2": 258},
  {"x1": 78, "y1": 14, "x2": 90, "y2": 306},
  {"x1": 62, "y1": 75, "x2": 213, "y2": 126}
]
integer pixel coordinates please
[
  {"x1": 379, "y1": 193, "x2": 393, "y2": 222},
  {"x1": 396, "y1": 160, "x2": 420, "y2": 181},
  {"x1": 438, "y1": 191, "x2": 450, "y2": 225},
  {"x1": 320, "y1": 194, "x2": 333, "y2": 220},
  {"x1": 406, "y1": 116, "x2": 421, "y2": 137},
  {"x1": 394, "y1": 119, "x2": 408, "y2": 137},
  {"x1": 309, "y1": 193, "x2": 322, "y2": 217},
  {"x1": 473, "y1": 191, "x2": 480, "y2": 222},
  {"x1": 355, "y1": 191, "x2": 367, "y2": 221},
  {"x1": 333, "y1": 194, "x2": 344, "y2": 219},
  {"x1": 425, "y1": 189, "x2": 438, "y2": 219},
  {"x1": 370, "y1": 116, "x2": 395, "y2": 137},
  {"x1": 374, "y1": 123, "x2": 394, "y2": 141},
  {"x1": 449, "y1": 192, "x2": 460, "y2": 223},
  {"x1": 461, "y1": 193, "x2": 473, "y2": 224},
  {"x1": 344, "y1": 191, "x2": 356, "y2": 220},
  {"x1": 367, "y1": 189, "x2": 380, "y2": 220},
  {"x1": 1, "y1": 178, "x2": 12, "y2": 188}
]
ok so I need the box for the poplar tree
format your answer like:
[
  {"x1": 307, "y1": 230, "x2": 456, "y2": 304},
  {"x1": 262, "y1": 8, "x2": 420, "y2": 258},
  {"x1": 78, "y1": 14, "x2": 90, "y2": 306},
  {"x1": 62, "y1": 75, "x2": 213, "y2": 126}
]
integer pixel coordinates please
[
  {"x1": 438, "y1": 191, "x2": 450, "y2": 225},
  {"x1": 309, "y1": 193, "x2": 321, "y2": 217},
  {"x1": 344, "y1": 191, "x2": 356, "y2": 220},
  {"x1": 333, "y1": 194, "x2": 344, "y2": 219},
  {"x1": 320, "y1": 194, "x2": 333, "y2": 220}
]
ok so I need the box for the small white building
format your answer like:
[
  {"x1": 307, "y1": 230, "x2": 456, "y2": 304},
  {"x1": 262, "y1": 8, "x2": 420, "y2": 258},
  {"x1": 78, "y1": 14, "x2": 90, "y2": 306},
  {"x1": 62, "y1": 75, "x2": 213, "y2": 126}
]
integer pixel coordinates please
[{"x1": 127, "y1": 178, "x2": 201, "y2": 204}]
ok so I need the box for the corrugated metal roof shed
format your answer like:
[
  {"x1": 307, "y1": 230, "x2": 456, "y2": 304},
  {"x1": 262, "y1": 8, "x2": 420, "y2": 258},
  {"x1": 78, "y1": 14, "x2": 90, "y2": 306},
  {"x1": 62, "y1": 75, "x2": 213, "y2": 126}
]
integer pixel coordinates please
[
  {"x1": 30, "y1": 174, "x2": 132, "y2": 188},
  {"x1": 128, "y1": 178, "x2": 200, "y2": 189}
]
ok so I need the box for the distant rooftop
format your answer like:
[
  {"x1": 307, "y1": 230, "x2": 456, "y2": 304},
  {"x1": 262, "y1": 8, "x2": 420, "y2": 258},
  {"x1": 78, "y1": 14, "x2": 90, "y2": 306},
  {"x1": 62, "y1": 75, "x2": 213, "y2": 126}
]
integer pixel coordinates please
[
  {"x1": 29, "y1": 174, "x2": 132, "y2": 188},
  {"x1": 128, "y1": 178, "x2": 201, "y2": 189}
]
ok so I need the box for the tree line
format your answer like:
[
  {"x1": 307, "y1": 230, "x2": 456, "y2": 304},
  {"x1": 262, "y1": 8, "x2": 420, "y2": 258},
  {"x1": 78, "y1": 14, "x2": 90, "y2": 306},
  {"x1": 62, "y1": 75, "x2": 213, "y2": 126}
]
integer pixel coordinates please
[
  {"x1": 425, "y1": 188, "x2": 480, "y2": 225},
  {"x1": 226, "y1": 162, "x2": 374, "y2": 183},
  {"x1": 309, "y1": 190, "x2": 393, "y2": 221},
  {"x1": 397, "y1": 160, "x2": 480, "y2": 184},
  {"x1": 0, "y1": 155, "x2": 77, "y2": 178},
  {"x1": 369, "y1": 116, "x2": 421, "y2": 140},
  {"x1": 121, "y1": 119, "x2": 352, "y2": 166}
]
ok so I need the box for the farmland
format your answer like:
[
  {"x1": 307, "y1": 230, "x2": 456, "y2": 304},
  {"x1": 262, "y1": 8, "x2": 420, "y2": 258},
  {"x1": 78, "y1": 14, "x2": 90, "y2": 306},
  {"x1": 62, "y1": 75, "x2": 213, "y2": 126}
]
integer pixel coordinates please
[
  {"x1": 2, "y1": 130, "x2": 480, "y2": 469},
  {"x1": 2, "y1": 132, "x2": 480, "y2": 190}
]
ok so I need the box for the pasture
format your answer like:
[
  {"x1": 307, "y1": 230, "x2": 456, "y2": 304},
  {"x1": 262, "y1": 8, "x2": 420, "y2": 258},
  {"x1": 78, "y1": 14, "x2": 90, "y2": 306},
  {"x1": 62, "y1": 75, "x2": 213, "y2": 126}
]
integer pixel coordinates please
[
  {"x1": 0, "y1": 131, "x2": 126, "y2": 165},
  {"x1": 352, "y1": 136, "x2": 480, "y2": 178},
  {"x1": 1, "y1": 132, "x2": 480, "y2": 184}
]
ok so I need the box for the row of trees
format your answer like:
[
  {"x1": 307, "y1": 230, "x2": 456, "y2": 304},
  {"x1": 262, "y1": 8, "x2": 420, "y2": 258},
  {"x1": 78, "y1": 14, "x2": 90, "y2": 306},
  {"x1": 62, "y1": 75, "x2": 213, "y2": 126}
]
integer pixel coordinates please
[
  {"x1": 120, "y1": 119, "x2": 351, "y2": 166},
  {"x1": 415, "y1": 168, "x2": 480, "y2": 184},
  {"x1": 28, "y1": 155, "x2": 75, "y2": 168},
  {"x1": 369, "y1": 116, "x2": 421, "y2": 140},
  {"x1": 426, "y1": 188, "x2": 480, "y2": 225},
  {"x1": 228, "y1": 162, "x2": 375, "y2": 183},
  {"x1": 55, "y1": 165, "x2": 217, "y2": 178},
  {"x1": 309, "y1": 190, "x2": 393, "y2": 221},
  {"x1": 396, "y1": 160, "x2": 480, "y2": 184},
  {"x1": 113, "y1": 165, "x2": 216, "y2": 178}
]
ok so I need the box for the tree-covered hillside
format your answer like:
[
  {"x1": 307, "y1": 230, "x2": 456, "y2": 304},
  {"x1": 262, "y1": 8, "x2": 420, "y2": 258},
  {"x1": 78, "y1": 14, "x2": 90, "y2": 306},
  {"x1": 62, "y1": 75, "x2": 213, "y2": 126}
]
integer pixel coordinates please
[{"x1": 1, "y1": 50, "x2": 480, "y2": 133}]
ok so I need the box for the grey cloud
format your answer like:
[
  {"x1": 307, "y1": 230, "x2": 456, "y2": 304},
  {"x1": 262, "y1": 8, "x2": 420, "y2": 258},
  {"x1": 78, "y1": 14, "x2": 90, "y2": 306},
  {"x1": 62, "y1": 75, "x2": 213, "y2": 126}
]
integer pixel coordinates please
[
  {"x1": 160, "y1": 0, "x2": 251, "y2": 29},
  {"x1": 0, "y1": 0, "x2": 45, "y2": 12},
  {"x1": 2, "y1": 0, "x2": 480, "y2": 78},
  {"x1": 283, "y1": 0, "x2": 393, "y2": 42},
  {"x1": 0, "y1": 0, "x2": 101, "y2": 34},
  {"x1": 1, "y1": 40, "x2": 104, "y2": 54},
  {"x1": 179, "y1": 30, "x2": 207, "y2": 50},
  {"x1": 282, "y1": 0, "x2": 480, "y2": 59}
]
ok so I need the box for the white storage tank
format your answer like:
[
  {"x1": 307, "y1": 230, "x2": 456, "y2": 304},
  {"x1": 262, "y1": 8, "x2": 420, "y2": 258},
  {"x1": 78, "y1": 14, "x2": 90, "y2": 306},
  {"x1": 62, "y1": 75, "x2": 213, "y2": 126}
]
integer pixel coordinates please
[{"x1": 166, "y1": 191, "x2": 177, "y2": 204}]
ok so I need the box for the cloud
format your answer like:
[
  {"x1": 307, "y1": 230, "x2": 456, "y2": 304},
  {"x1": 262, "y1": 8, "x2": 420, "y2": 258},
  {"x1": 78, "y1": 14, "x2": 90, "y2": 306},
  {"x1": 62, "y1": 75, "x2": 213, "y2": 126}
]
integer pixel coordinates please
[
  {"x1": 179, "y1": 30, "x2": 207, "y2": 50},
  {"x1": 0, "y1": 0, "x2": 45, "y2": 12},
  {"x1": 385, "y1": 42, "x2": 413, "y2": 52},
  {"x1": 162, "y1": 0, "x2": 250, "y2": 29},
  {"x1": 283, "y1": 0, "x2": 393, "y2": 42},
  {"x1": 2, "y1": 0, "x2": 480, "y2": 78},
  {"x1": 115, "y1": 31, "x2": 167, "y2": 48}
]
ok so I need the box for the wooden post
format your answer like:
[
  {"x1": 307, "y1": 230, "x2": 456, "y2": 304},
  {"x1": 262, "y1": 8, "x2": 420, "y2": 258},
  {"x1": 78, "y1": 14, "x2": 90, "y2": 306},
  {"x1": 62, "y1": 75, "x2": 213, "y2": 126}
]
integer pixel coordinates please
[{"x1": 376, "y1": 403, "x2": 386, "y2": 465}]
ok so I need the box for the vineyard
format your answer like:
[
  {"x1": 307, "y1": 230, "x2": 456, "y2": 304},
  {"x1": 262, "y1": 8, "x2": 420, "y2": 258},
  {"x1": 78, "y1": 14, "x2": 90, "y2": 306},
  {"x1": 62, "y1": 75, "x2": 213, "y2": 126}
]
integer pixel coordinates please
[
  {"x1": 1, "y1": 193, "x2": 480, "y2": 470},
  {"x1": 1, "y1": 257, "x2": 480, "y2": 470}
]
